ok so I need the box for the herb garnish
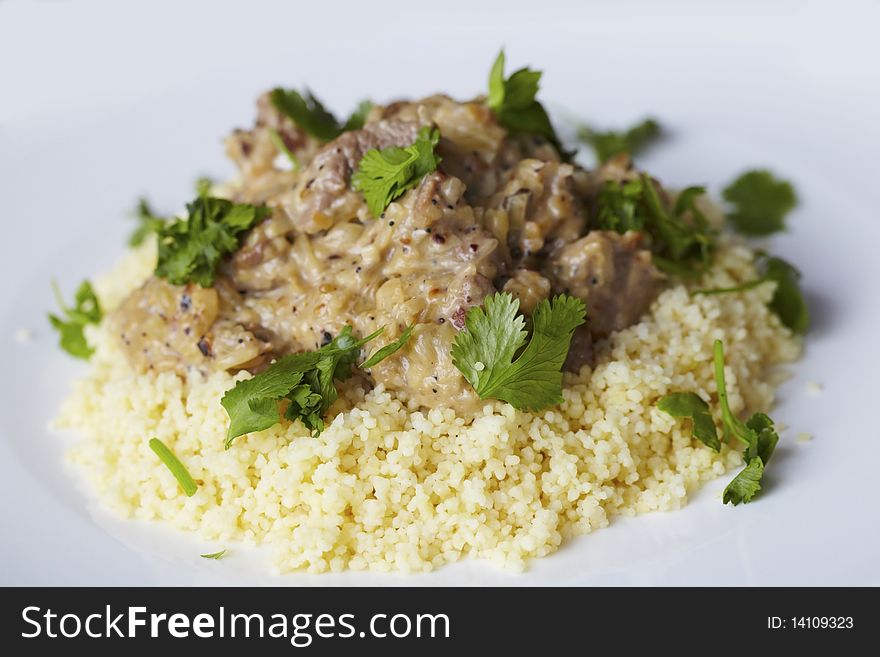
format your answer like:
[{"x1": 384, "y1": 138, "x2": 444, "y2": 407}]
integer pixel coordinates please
[
  {"x1": 200, "y1": 549, "x2": 227, "y2": 560},
  {"x1": 221, "y1": 326, "x2": 412, "y2": 446},
  {"x1": 595, "y1": 175, "x2": 713, "y2": 276},
  {"x1": 267, "y1": 127, "x2": 300, "y2": 170},
  {"x1": 722, "y1": 169, "x2": 797, "y2": 236},
  {"x1": 362, "y1": 324, "x2": 414, "y2": 369},
  {"x1": 656, "y1": 392, "x2": 720, "y2": 451},
  {"x1": 195, "y1": 177, "x2": 213, "y2": 197},
  {"x1": 695, "y1": 254, "x2": 809, "y2": 334},
  {"x1": 713, "y1": 340, "x2": 779, "y2": 504},
  {"x1": 48, "y1": 280, "x2": 102, "y2": 360},
  {"x1": 154, "y1": 196, "x2": 269, "y2": 287},
  {"x1": 578, "y1": 118, "x2": 661, "y2": 163},
  {"x1": 487, "y1": 50, "x2": 565, "y2": 155},
  {"x1": 451, "y1": 293, "x2": 586, "y2": 411},
  {"x1": 269, "y1": 88, "x2": 372, "y2": 142},
  {"x1": 341, "y1": 100, "x2": 373, "y2": 133},
  {"x1": 352, "y1": 126, "x2": 441, "y2": 217},
  {"x1": 148, "y1": 438, "x2": 198, "y2": 497},
  {"x1": 657, "y1": 339, "x2": 780, "y2": 505},
  {"x1": 129, "y1": 198, "x2": 165, "y2": 247}
]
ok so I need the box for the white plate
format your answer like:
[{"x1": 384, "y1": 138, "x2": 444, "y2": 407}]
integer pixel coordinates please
[{"x1": 2, "y1": 0, "x2": 879, "y2": 586}]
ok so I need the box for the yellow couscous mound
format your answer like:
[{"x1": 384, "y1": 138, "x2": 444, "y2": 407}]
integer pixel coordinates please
[{"x1": 56, "y1": 237, "x2": 800, "y2": 573}]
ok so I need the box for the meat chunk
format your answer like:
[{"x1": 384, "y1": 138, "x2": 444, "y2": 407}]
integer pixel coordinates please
[
  {"x1": 545, "y1": 230, "x2": 662, "y2": 338},
  {"x1": 286, "y1": 119, "x2": 421, "y2": 234},
  {"x1": 110, "y1": 277, "x2": 274, "y2": 375}
]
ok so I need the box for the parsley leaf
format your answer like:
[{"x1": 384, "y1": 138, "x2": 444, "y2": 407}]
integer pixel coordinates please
[
  {"x1": 154, "y1": 196, "x2": 269, "y2": 287},
  {"x1": 270, "y1": 89, "x2": 372, "y2": 142},
  {"x1": 722, "y1": 169, "x2": 797, "y2": 236},
  {"x1": 48, "y1": 280, "x2": 102, "y2": 359},
  {"x1": 657, "y1": 392, "x2": 721, "y2": 451},
  {"x1": 486, "y1": 50, "x2": 565, "y2": 155},
  {"x1": 713, "y1": 339, "x2": 780, "y2": 505},
  {"x1": 129, "y1": 198, "x2": 165, "y2": 247},
  {"x1": 352, "y1": 126, "x2": 441, "y2": 217},
  {"x1": 451, "y1": 293, "x2": 586, "y2": 411},
  {"x1": 362, "y1": 324, "x2": 415, "y2": 369},
  {"x1": 221, "y1": 326, "x2": 387, "y2": 446},
  {"x1": 694, "y1": 254, "x2": 809, "y2": 334},
  {"x1": 577, "y1": 118, "x2": 661, "y2": 163},
  {"x1": 148, "y1": 438, "x2": 198, "y2": 497}
]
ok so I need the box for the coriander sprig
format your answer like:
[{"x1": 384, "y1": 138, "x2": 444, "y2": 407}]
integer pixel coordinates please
[
  {"x1": 657, "y1": 340, "x2": 781, "y2": 505},
  {"x1": 47, "y1": 280, "x2": 103, "y2": 360},
  {"x1": 221, "y1": 325, "x2": 413, "y2": 446},
  {"x1": 451, "y1": 293, "x2": 586, "y2": 411},
  {"x1": 487, "y1": 50, "x2": 566, "y2": 155},
  {"x1": 154, "y1": 196, "x2": 270, "y2": 287},
  {"x1": 594, "y1": 175, "x2": 713, "y2": 277}
]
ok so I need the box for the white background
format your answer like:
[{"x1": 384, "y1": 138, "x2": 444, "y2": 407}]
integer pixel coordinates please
[{"x1": 1, "y1": 0, "x2": 879, "y2": 585}]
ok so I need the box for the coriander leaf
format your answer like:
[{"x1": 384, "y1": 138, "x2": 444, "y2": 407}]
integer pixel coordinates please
[
  {"x1": 723, "y1": 169, "x2": 797, "y2": 236},
  {"x1": 764, "y1": 256, "x2": 809, "y2": 334},
  {"x1": 722, "y1": 457, "x2": 764, "y2": 505},
  {"x1": 148, "y1": 438, "x2": 198, "y2": 497},
  {"x1": 342, "y1": 100, "x2": 373, "y2": 133},
  {"x1": 47, "y1": 280, "x2": 102, "y2": 360},
  {"x1": 129, "y1": 197, "x2": 165, "y2": 247},
  {"x1": 352, "y1": 126, "x2": 441, "y2": 217},
  {"x1": 268, "y1": 127, "x2": 300, "y2": 170},
  {"x1": 269, "y1": 88, "x2": 341, "y2": 142},
  {"x1": 657, "y1": 392, "x2": 720, "y2": 451},
  {"x1": 362, "y1": 324, "x2": 414, "y2": 369},
  {"x1": 221, "y1": 357, "x2": 312, "y2": 446},
  {"x1": 154, "y1": 196, "x2": 270, "y2": 287},
  {"x1": 577, "y1": 118, "x2": 661, "y2": 163},
  {"x1": 486, "y1": 50, "x2": 566, "y2": 156},
  {"x1": 451, "y1": 292, "x2": 586, "y2": 411},
  {"x1": 745, "y1": 412, "x2": 779, "y2": 465},
  {"x1": 487, "y1": 50, "x2": 506, "y2": 109},
  {"x1": 200, "y1": 549, "x2": 227, "y2": 560},
  {"x1": 221, "y1": 326, "x2": 384, "y2": 445}
]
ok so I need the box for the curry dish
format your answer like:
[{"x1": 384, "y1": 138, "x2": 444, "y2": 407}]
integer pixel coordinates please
[{"x1": 112, "y1": 94, "x2": 663, "y2": 414}]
